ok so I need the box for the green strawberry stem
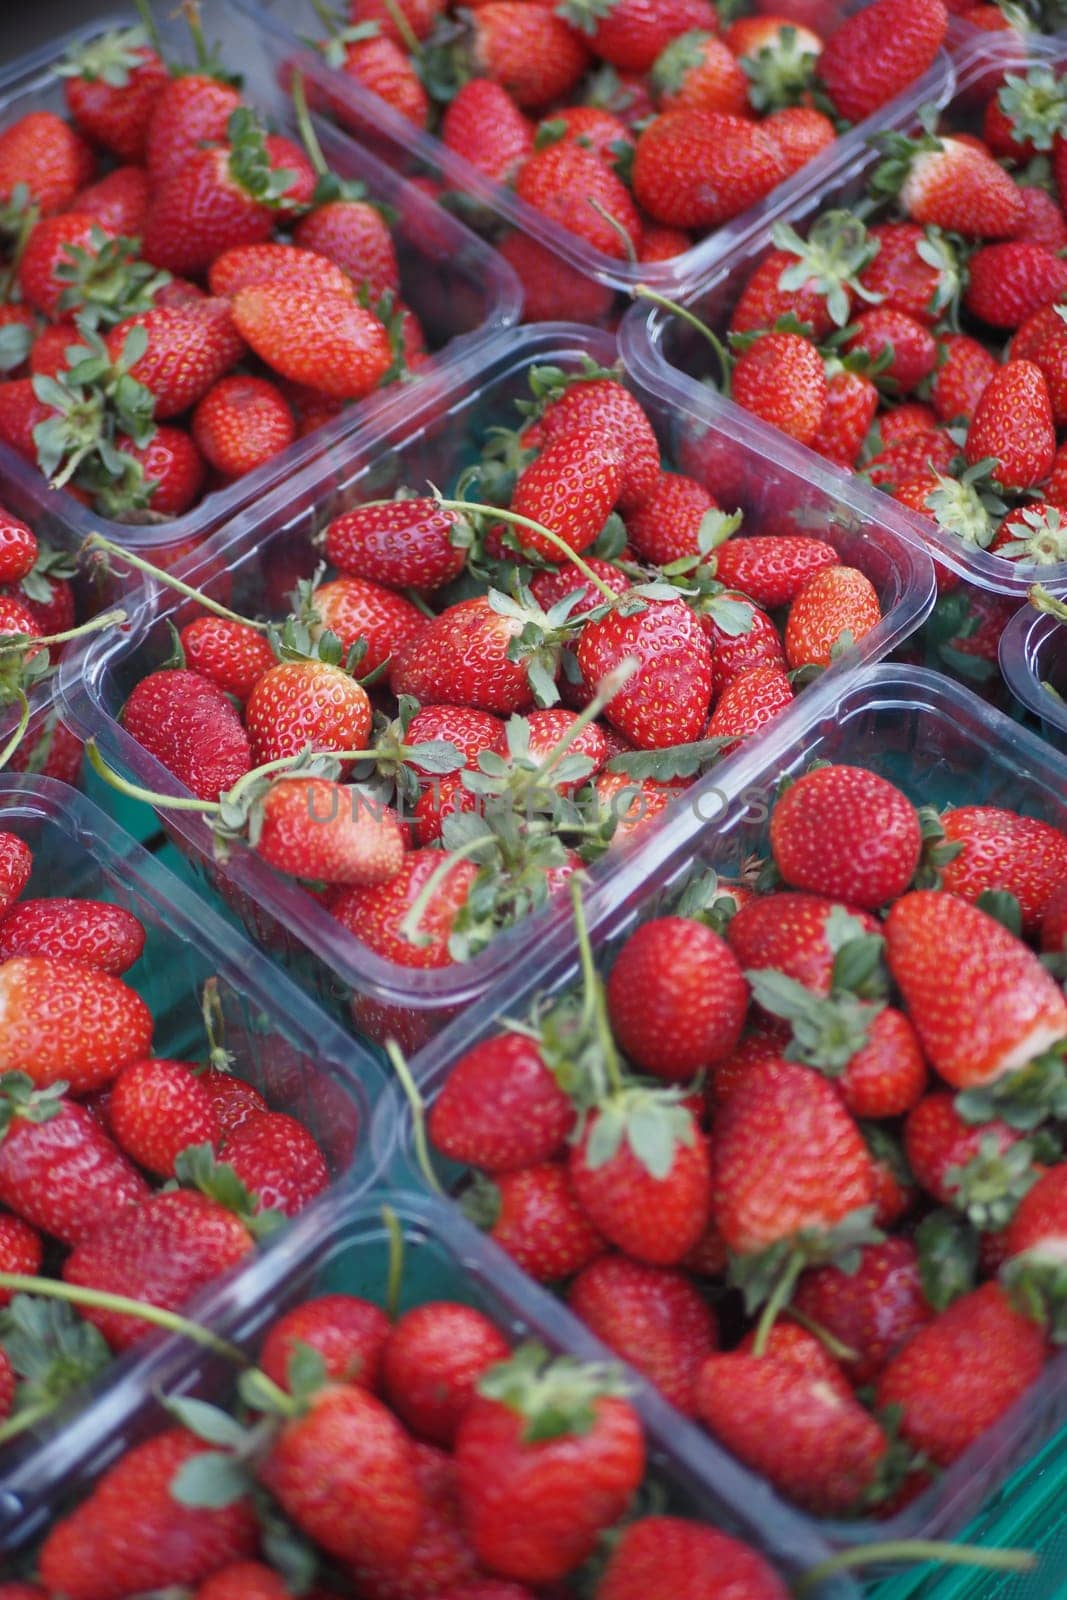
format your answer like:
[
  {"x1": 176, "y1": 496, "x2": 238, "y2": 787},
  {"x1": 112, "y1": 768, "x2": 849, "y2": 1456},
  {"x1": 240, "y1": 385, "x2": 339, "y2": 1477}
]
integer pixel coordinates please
[
  {"x1": 1029, "y1": 583, "x2": 1067, "y2": 623},
  {"x1": 403, "y1": 586, "x2": 436, "y2": 619},
  {"x1": 587, "y1": 197, "x2": 638, "y2": 265},
  {"x1": 85, "y1": 742, "x2": 379, "y2": 816},
  {"x1": 750, "y1": 1252, "x2": 805, "y2": 1357},
  {"x1": 795, "y1": 1540, "x2": 1036, "y2": 1593},
  {"x1": 83, "y1": 534, "x2": 268, "y2": 633},
  {"x1": 570, "y1": 874, "x2": 624, "y2": 1098},
  {"x1": 536, "y1": 658, "x2": 636, "y2": 786},
  {"x1": 291, "y1": 70, "x2": 331, "y2": 183},
  {"x1": 785, "y1": 1305, "x2": 859, "y2": 1365},
  {"x1": 0, "y1": 1273, "x2": 248, "y2": 1364},
  {"x1": 0, "y1": 691, "x2": 31, "y2": 772},
  {"x1": 384, "y1": 1040, "x2": 445, "y2": 1197},
  {"x1": 381, "y1": 1202, "x2": 406, "y2": 1320},
  {"x1": 0, "y1": 1394, "x2": 57, "y2": 1448},
  {"x1": 0, "y1": 607, "x2": 128, "y2": 656},
  {"x1": 133, "y1": 0, "x2": 166, "y2": 63},
  {"x1": 379, "y1": 0, "x2": 422, "y2": 57},
  {"x1": 633, "y1": 286, "x2": 732, "y2": 399}
]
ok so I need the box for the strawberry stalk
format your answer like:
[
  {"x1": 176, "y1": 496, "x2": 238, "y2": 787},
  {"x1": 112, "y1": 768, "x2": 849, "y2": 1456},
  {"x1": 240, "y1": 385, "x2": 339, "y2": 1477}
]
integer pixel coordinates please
[
  {"x1": 0, "y1": 1273, "x2": 248, "y2": 1365},
  {"x1": 83, "y1": 534, "x2": 269, "y2": 633},
  {"x1": 783, "y1": 1304, "x2": 860, "y2": 1366},
  {"x1": 381, "y1": 1202, "x2": 406, "y2": 1320},
  {"x1": 0, "y1": 607, "x2": 128, "y2": 655},
  {"x1": 85, "y1": 741, "x2": 381, "y2": 814},
  {"x1": 570, "y1": 873, "x2": 624, "y2": 1098},
  {"x1": 750, "y1": 1255, "x2": 806, "y2": 1357},
  {"x1": 384, "y1": 1040, "x2": 445, "y2": 1198},
  {"x1": 634, "y1": 286, "x2": 733, "y2": 399},
  {"x1": 586, "y1": 197, "x2": 638, "y2": 264},
  {"x1": 0, "y1": 691, "x2": 31, "y2": 773},
  {"x1": 795, "y1": 1540, "x2": 1036, "y2": 1592},
  {"x1": 1029, "y1": 583, "x2": 1067, "y2": 624}
]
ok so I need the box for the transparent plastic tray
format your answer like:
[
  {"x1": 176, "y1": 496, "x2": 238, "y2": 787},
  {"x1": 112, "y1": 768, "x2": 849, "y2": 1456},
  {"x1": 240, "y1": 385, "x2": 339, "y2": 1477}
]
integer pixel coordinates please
[
  {"x1": 0, "y1": 773, "x2": 391, "y2": 1545},
  {"x1": 0, "y1": 2, "x2": 520, "y2": 565},
  {"x1": 2, "y1": 1190, "x2": 859, "y2": 1597},
  {"x1": 387, "y1": 663, "x2": 1067, "y2": 1554},
  {"x1": 234, "y1": 0, "x2": 954, "y2": 311},
  {"x1": 57, "y1": 322, "x2": 935, "y2": 1046},
  {"x1": 998, "y1": 592, "x2": 1067, "y2": 752}
]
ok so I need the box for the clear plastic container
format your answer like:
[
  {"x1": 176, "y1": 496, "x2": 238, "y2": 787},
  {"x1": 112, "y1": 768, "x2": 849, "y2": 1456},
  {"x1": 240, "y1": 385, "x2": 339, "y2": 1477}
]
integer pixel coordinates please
[
  {"x1": 998, "y1": 592, "x2": 1067, "y2": 752},
  {"x1": 621, "y1": 35, "x2": 1067, "y2": 695},
  {"x1": 0, "y1": 773, "x2": 391, "y2": 1544},
  {"x1": 0, "y1": 3, "x2": 521, "y2": 566},
  {"x1": 234, "y1": 0, "x2": 954, "y2": 313},
  {"x1": 387, "y1": 662, "x2": 1067, "y2": 1554},
  {"x1": 3, "y1": 1190, "x2": 859, "y2": 1597},
  {"x1": 57, "y1": 322, "x2": 935, "y2": 1046}
]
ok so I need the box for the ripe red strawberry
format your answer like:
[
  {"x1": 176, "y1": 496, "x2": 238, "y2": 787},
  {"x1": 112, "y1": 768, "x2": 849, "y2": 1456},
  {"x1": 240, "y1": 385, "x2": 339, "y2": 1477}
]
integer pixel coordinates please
[
  {"x1": 455, "y1": 1346, "x2": 645, "y2": 1582},
  {"x1": 537, "y1": 105, "x2": 635, "y2": 168},
  {"x1": 696, "y1": 1349, "x2": 887, "y2": 1514},
  {"x1": 964, "y1": 241, "x2": 1067, "y2": 329},
  {"x1": 875, "y1": 404, "x2": 938, "y2": 443},
  {"x1": 732, "y1": 331, "x2": 828, "y2": 445},
  {"x1": 930, "y1": 332, "x2": 998, "y2": 423},
  {"x1": 537, "y1": 378, "x2": 660, "y2": 513},
  {"x1": 465, "y1": 1162, "x2": 606, "y2": 1282},
  {"x1": 208, "y1": 241, "x2": 352, "y2": 299},
  {"x1": 441, "y1": 78, "x2": 534, "y2": 182},
  {"x1": 633, "y1": 110, "x2": 787, "y2": 229},
  {"x1": 330, "y1": 30, "x2": 429, "y2": 126},
  {"x1": 562, "y1": 0, "x2": 715, "y2": 72},
  {"x1": 770, "y1": 765, "x2": 921, "y2": 908},
  {"x1": 382, "y1": 1303, "x2": 510, "y2": 1445},
  {"x1": 123, "y1": 668, "x2": 253, "y2": 801},
  {"x1": 294, "y1": 200, "x2": 400, "y2": 300},
  {"x1": 330, "y1": 850, "x2": 478, "y2": 968},
  {"x1": 892, "y1": 137, "x2": 1023, "y2": 239},
  {"x1": 195, "y1": 1564, "x2": 291, "y2": 1600},
  {"x1": 794, "y1": 1238, "x2": 934, "y2": 1385},
  {"x1": 886, "y1": 890, "x2": 1067, "y2": 1088},
  {"x1": 326, "y1": 499, "x2": 466, "y2": 592},
  {"x1": 255, "y1": 778, "x2": 406, "y2": 888},
  {"x1": 964, "y1": 360, "x2": 1055, "y2": 492},
  {"x1": 498, "y1": 231, "x2": 615, "y2": 324},
  {"x1": 904, "y1": 1091, "x2": 1024, "y2": 1215},
  {"x1": 230, "y1": 283, "x2": 392, "y2": 401},
  {"x1": 105, "y1": 300, "x2": 245, "y2": 421},
  {"x1": 62, "y1": 1189, "x2": 255, "y2": 1350},
  {"x1": 0, "y1": 1080, "x2": 149, "y2": 1246},
  {"x1": 260, "y1": 1293, "x2": 391, "y2": 1392},
  {"x1": 38, "y1": 1428, "x2": 258, "y2": 1598},
  {"x1": 728, "y1": 248, "x2": 839, "y2": 342},
  {"x1": 816, "y1": 0, "x2": 945, "y2": 123},
  {"x1": 858, "y1": 221, "x2": 957, "y2": 326},
  {"x1": 510, "y1": 429, "x2": 624, "y2": 560},
  {"x1": 625, "y1": 473, "x2": 718, "y2": 566},
  {"x1": 785, "y1": 565, "x2": 882, "y2": 669},
  {"x1": 606, "y1": 918, "x2": 748, "y2": 1082},
  {"x1": 244, "y1": 657, "x2": 372, "y2": 767},
  {"x1": 349, "y1": 1440, "x2": 482, "y2": 1600},
  {"x1": 220, "y1": 1111, "x2": 328, "y2": 1217},
  {"x1": 833, "y1": 1007, "x2": 928, "y2": 1119},
  {"x1": 0, "y1": 957, "x2": 152, "y2": 1092},
  {"x1": 144, "y1": 72, "x2": 242, "y2": 186},
  {"x1": 0, "y1": 110, "x2": 95, "y2": 216},
  {"x1": 568, "y1": 1254, "x2": 718, "y2": 1414},
  {"x1": 69, "y1": 164, "x2": 147, "y2": 235},
  {"x1": 727, "y1": 894, "x2": 879, "y2": 994},
  {"x1": 388, "y1": 597, "x2": 538, "y2": 714},
  {"x1": 877, "y1": 1282, "x2": 1046, "y2": 1466},
  {"x1": 705, "y1": 664, "x2": 793, "y2": 749},
  {"x1": 311, "y1": 575, "x2": 427, "y2": 676},
  {"x1": 576, "y1": 597, "x2": 713, "y2": 749},
  {"x1": 0, "y1": 509, "x2": 37, "y2": 585},
  {"x1": 109, "y1": 1057, "x2": 220, "y2": 1178},
  {"x1": 0, "y1": 832, "x2": 32, "y2": 917},
  {"x1": 1003, "y1": 1163, "x2": 1067, "y2": 1336},
  {"x1": 59, "y1": 29, "x2": 168, "y2": 162},
  {"x1": 0, "y1": 1210, "x2": 43, "y2": 1303},
  {"x1": 811, "y1": 367, "x2": 879, "y2": 467},
  {"x1": 516, "y1": 143, "x2": 642, "y2": 259},
  {"x1": 17, "y1": 212, "x2": 112, "y2": 322},
  {"x1": 191, "y1": 375, "x2": 294, "y2": 479},
  {"x1": 651, "y1": 31, "x2": 748, "y2": 115},
  {"x1": 596, "y1": 1515, "x2": 789, "y2": 1600},
  {"x1": 936, "y1": 807, "x2": 1067, "y2": 933},
  {"x1": 469, "y1": 3, "x2": 591, "y2": 106},
  {"x1": 405, "y1": 705, "x2": 504, "y2": 775},
  {"x1": 259, "y1": 1382, "x2": 423, "y2": 1567},
  {"x1": 429, "y1": 1032, "x2": 575, "y2": 1171},
  {"x1": 763, "y1": 105, "x2": 836, "y2": 175},
  {"x1": 866, "y1": 427, "x2": 956, "y2": 488},
  {"x1": 844, "y1": 308, "x2": 938, "y2": 394},
  {"x1": 107, "y1": 425, "x2": 207, "y2": 517},
  {"x1": 0, "y1": 897, "x2": 144, "y2": 974},
  {"x1": 703, "y1": 593, "x2": 785, "y2": 694},
  {"x1": 1041, "y1": 881, "x2": 1067, "y2": 952},
  {"x1": 178, "y1": 616, "x2": 276, "y2": 704}
]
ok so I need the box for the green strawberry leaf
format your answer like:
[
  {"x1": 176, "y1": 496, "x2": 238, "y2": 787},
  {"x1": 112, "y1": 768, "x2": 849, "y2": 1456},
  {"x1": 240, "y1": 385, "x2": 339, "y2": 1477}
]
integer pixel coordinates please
[
  {"x1": 915, "y1": 1208, "x2": 978, "y2": 1312},
  {"x1": 171, "y1": 1450, "x2": 250, "y2": 1509}
]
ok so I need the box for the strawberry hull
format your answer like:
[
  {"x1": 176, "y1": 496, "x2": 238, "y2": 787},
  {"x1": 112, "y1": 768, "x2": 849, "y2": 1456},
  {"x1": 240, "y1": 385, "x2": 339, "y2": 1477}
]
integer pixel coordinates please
[
  {"x1": 58, "y1": 324, "x2": 933, "y2": 1045},
  {"x1": 235, "y1": 0, "x2": 953, "y2": 317},
  {"x1": 623, "y1": 33, "x2": 1067, "y2": 705},
  {"x1": 0, "y1": 774, "x2": 389, "y2": 1550},
  {"x1": 390, "y1": 664, "x2": 1067, "y2": 1553},
  {"x1": 999, "y1": 587, "x2": 1067, "y2": 751},
  {"x1": 6, "y1": 1192, "x2": 857, "y2": 1596},
  {"x1": 0, "y1": 2, "x2": 520, "y2": 566}
]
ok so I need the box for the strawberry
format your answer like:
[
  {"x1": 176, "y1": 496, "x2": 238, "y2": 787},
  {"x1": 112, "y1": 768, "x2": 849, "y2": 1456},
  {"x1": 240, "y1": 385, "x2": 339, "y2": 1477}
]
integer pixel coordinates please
[
  {"x1": 0, "y1": 512, "x2": 36, "y2": 589},
  {"x1": 881, "y1": 133, "x2": 1023, "y2": 240},
  {"x1": 510, "y1": 429, "x2": 624, "y2": 559},
  {"x1": 178, "y1": 616, "x2": 276, "y2": 704},
  {"x1": 349, "y1": 1441, "x2": 481, "y2": 1600},
  {"x1": 695, "y1": 1348, "x2": 887, "y2": 1514},
  {"x1": 0, "y1": 957, "x2": 153, "y2": 1093},
  {"x1": 763, "y1": 105, "x2": 836, "y2": 175},
  {"x1": 0, "y1": 1210, "x2": 42, "y2": 1302},
  {"x1": 844, "y1": 307, "x2": 938, "y2": 394},
  {"x1": 536, "y1": 377, "x2": 660, "y2": 513},
  {"x1": 468, "y1": 3, "x2": 591, "y2": 107},
  {"x1": 770, "y1": 765, "x2": 922, "y2": 909},
  {"x1": 625, "y1": 472, "x2": 718, "y2": 566},
  {"x1": 794, "y1": 1238, "x2": 934, "y2": 1384},
  {"x1": 259, "y1": 1293, "x2": 391, "y2": 1391},
  {"x1": 885, "y1": 890, "x2": 1067, "y2": 1089},
  {"x1": 441, "y1": 79, "x2": 534, "y2": 182},
  {"x1": 1002, "y1": 1163, "x2": 1067, "y2": 1338},
  {"x1": 17, "y1": 213, "x2": 112, "y2": 322},
  {"x1": 259, "y1": 1382, "x2": 423, "y2": 1567},
  {"x1": 455, "y1": 1345, "x2": 645, "y2": 1582},
  {"x1": 866, "y1": 427, "x2": 956, "y2": 488},
  {"x1": 877, "y1": 1282, "x2": 1046, "y2": 1466},
  {"x1": 244, "y1": 656, "x2": 372, "y2": 766},
  {"x1": 310, "y1": 575, "x2": 427, "y2": 676},
  {"x1": 705, "y1": 595, "x2": 786, "y2": 694},
  {"x1": 964, "y1": 359, "x2": 1056, "y2": 494},
  {"x1": 294, "y1": 200, "x2": 400, "y2": 301},
  {"x1": 255, "y1": 778, "x2": 407, "y2": 887},
  {"x1": 230, "y1": 283, "x2": 392, "y2": 400},
  {"x1": 38, "y1": 1428, "x2": 258, "y2": 1599},
  {"x1": 858, "y1": 221, "x2": 958, "y2": 326},
  {"x1": 810, "y1": 367, "x2": 878, "y2": 467},
  {"x1": 59, "y1": 28, "x2": 167, "y2": 162},
  {"x1": 0, "y1": 1076, "x2": 149, "y2": 1246},
  {"x1": 331, "y1": 851, "x2": 478, "y2": 968},
  {"x1": 963, "y1": 241, "x2": 1067, "y2": 329},
  {"x1": 195, "y1": 1565, "x2": 292, "y2": 1600},
  {"x1": 405, "y1": 705, "x2": 504, "y2": 775},
  {"x1": 728, "y1": 893, "x2": 880, "y2": 994},
  {"x1": 596, "y1": 1516, "x2": 789, "y2": 1600},
  {"x1": 516, "y1": 143, "x2": 642, "y2": 259},
  {"x1": 123, "y1": 668, "x2": 253, "y2": 801},
  {"x1": 327, "y1": 28, "x2": 430, "y2": 126},
  {"x1": 930, "y1": 331, "x2": 998, "y2": 423},
  {"x1": 784, "y1": 565, "x2": 882, "y2": 669},
  {"x1": 728, "y1": 247, "x2": 840, "y2": 342},
  {"x1": 72, "y1": 165, "x2": 150, "y2": 234},
  {"x1": 575, "y1": 597, "x2": 713, "y2": 749},
  {"x1": 208, "y1": 239, "x2": 352, "y2": 299},
  {"x1": 904, "y1": 1092, "x2": 1026, "y2": 1223},
  {"x1": 878, "y1": 402, "x2": 938, "y2": 443},
  {"x1": 732, "y1": 331, "x2": 828, "y2": 445},
  {"x1": 218, "y1": 1110, "x2": 329, "y2": 1216},
  {"x1": 388, "y1": 597, "x2": 539, "y2": 714},
  {"x1": 567, "y1": 1254, "x2": 718, "y2": 1414},
  {"x1": 0, "y1": 835, "x2": 30, "y2": 924},
  {"x1": 463, "y1": 1162, "x2": 606, "y2": 1282},
  {"x1": 935, "y1": 806, "x2": 1067, "y2": 933},
  {"x1": 382, "y1": 1303, "x2": 511, "y2": 1444},
  {"x1": 569, "y1": 1092, "x2": 711, "y2": 1265},
  {"x1": 1041, "y1": 882, "x2": 1067, "y2": 952},
  {"x1": 143, "y1": 70, "x2": 242, "y2": 186},
  {"x1": 105, "y1": 301, "x2": 245, "y2": 421},
  {"x1": 0, "y1": 111, "x2": 95, "y2": 217},
  {"x1": 325, "y1": 499, "x2": 466, "y2": 592},
  {"x1": 650, "y1": 32, "x2": 749, "y2": 115},
  {"x1": 429, "y1": 1032, "x2": 576, "y2": 1171},
  {"x1": 105, "y1": 426, "x2": 207, "y2": 518},
  {"x1": 62, "y1": 1188, "x2": 256, "y2": 1350},
  {"x1": 558, "y1": 0, "x2": 716, "y2": 73},
  {"x1": 351, "y1": 0, "x2": 445, "y2": 44},
  {"x1": 714, "y1": 536, "x2": 837, "y2": 608},
  {"x1": 632, "y1": 110, "x2": 787, "y2": 229},
  {"x1": 605, "y1": 918, "x2": 748, "y2": 1082},
  {"x1": 536, "y1": 105, "x2": 635, "y2": 166},
  {"x1": 832, "y1": 1006, "x2": 928, "y2": 1120},
  {"x1": 498, "y1": 232, "x2": 615, "y2": 325},
  {"x1": 109, "y1": 1058, "x2": 220, "y2": 1178},
  {"x1": 816, "y1": 0, "x2": 946, "y2": 123},
  {"x1": 0, "y1": 898, "x2": 145, "y2": 973}
]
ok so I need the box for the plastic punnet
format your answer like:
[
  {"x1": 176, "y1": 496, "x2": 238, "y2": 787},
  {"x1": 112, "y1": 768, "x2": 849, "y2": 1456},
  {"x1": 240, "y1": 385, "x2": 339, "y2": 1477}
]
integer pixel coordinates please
[{"x1": 998, "y1": 589, "x2": 1067, "y2": 751}]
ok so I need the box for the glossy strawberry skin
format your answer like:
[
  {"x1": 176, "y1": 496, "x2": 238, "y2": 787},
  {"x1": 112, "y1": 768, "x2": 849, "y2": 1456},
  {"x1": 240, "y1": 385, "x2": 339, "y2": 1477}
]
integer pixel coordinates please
[
  {"x1": 712, "y1": 536, "x2": 837, "y2": 609},
  {"x1": 576, "y1": 597, "x2": 713, "y2": 750},
  {"x1": 220, "y1": 1111, "x2": 329, "y2": 1217},
  {"x1": 382, "y1": 1303, "x2": 511, "y2": 1445},
  {"x1": 429, "y1": 1033, "x2": 576, "y2": 1172},
  {"x1": 606, "y1": 918, "x2": 748, "y2": 1083},
  {"x1": 0, "y1": 957, "x2": 153, "y2": 1092},
  {"x1": 793, "y1": 1238, "x2": 934, "y2": 1385},
  {"x1": 230, "y1": 284, "x2": 393, "y2": 401},
  {"x1": 936, "y1": 807, "x2": 1067, "y2": 935},
  {"x1": 596, "y1": 1515, "x2": 789, "y2": 1600},
  {"x1": 770, "y1": 765, "x2": 922, "y2": 909},
  {"x1": 244, "y1": 660, "x2": 373, "y2": 768},
  {"x1": 389, "y1": 598, "x2": 535, "y2": 716},
  {"x1": 123, "y1": 668, "x2": 253, "y2": 802},
  {"x1": 0, "y1": 898, "x2": 145, "y2": 973},
  {"x1": 192, "y1": 375, "x2": 295, "y2": 479},
  {"x1": 260, "y1": 1293, "x2": 391, "y2": 1394},
  {"x1": 109, "y1": 1057, "x2": 221, "y2": 1178},
  {"x1": 538, "y1": 379, "x2": 659, "y2": 513},
  {"x1": 0, "y1": 1210, "x2": 43, "y2": 1304},
  {"x1": 476, "y1": 1162, "x2": 606, "y2": 1283},
  {"x1": 325, "y1": 499, "x2": 467, "y2": 593},
  {"x1": 311, "y1": 576, "x2": 428, "y2": 678},
  {"x1": 331, "y1": 851, "x2": 478, "y2": 969},
  {"x1": 569, "y1": 1111, "x2": 712, "y2": 1266},
  {"x1": 256, "y1": 778, "x2": 407, "y2": 888},
  {"x1": 348, "y1": 1440, "x2": 482, "y2": 1600},
  {"x1": 179, "y1": 616, "x2": 276, "y2": 705},
  {"x1": 784, "y1": 565, "x2": 882, "y2": 670},
  {"x1": 510, "y1": 428, "x2": 624, "y2": 560},
  {"x1": 727, "y1": 893, "x2": 880, "y2": 995},
  {"x1": 0, "y1": 1095, "x2": 149, "y2": 1247},
  {"x1": 904, "y1": 1092, "x2": 1022, "y2": 1206},
  {"x1": 815, "y1": 0, "x2": 946, "y2": 124}
]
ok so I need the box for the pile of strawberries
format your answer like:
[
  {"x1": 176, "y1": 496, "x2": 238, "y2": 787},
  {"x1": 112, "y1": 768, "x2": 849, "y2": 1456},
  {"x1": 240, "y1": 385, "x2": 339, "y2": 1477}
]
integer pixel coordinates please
[
  {"x1": 0, "y1": 829, "x2": 335, "y2": 1437},
  {"x1": 102, "y1": 360, "x2": 887, "y2": 1037},
  {"x1": 304, "y1": 0, "x2": 948, "y2": 319},
  {"x1": 946, "y1": 0, "x2": 1062, "y2": 35},
  {"x1": 3, "y1": 1246, "x2": 799, "y2": 1600},
  {"x1": 0, "y1": 12, "x2": 426, "y2": 524},
  {"x1": 418, "y1": 762, "x2": 1067, "y2": 1520}
]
